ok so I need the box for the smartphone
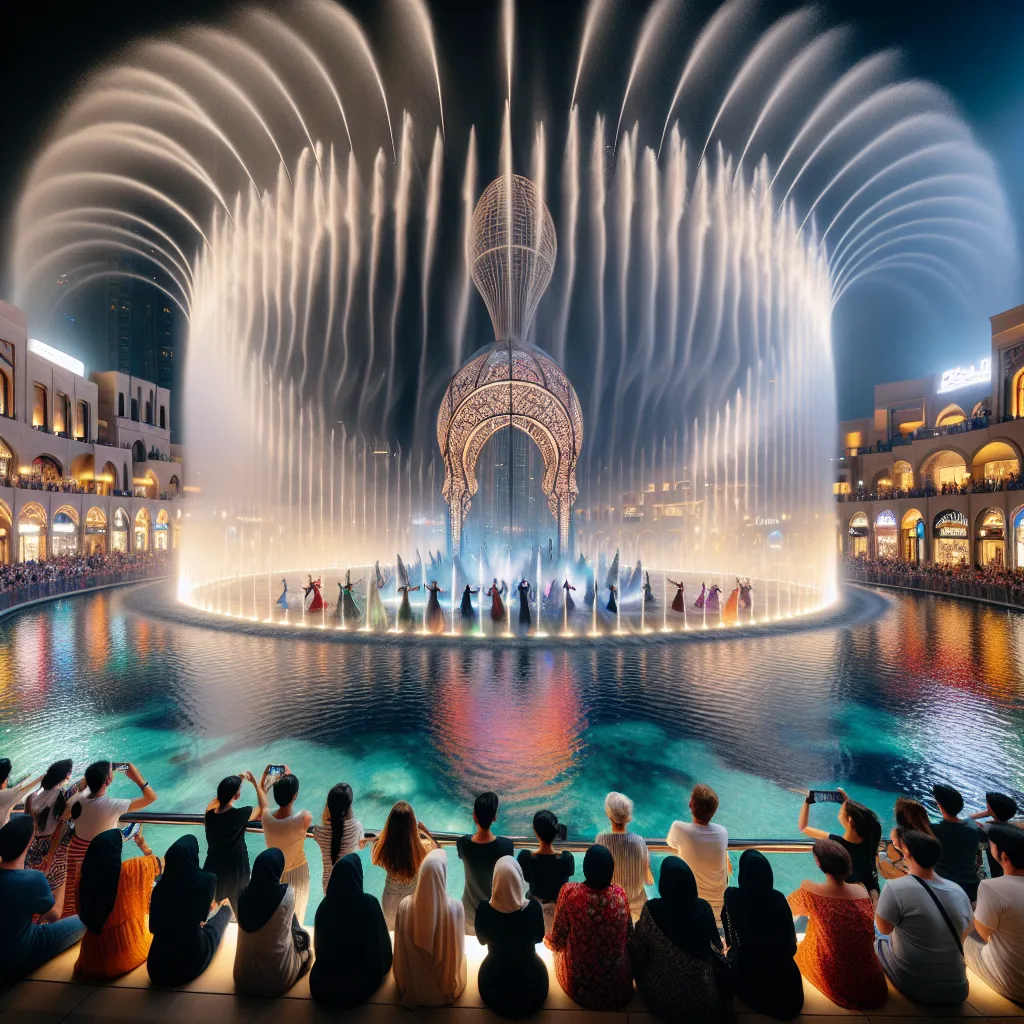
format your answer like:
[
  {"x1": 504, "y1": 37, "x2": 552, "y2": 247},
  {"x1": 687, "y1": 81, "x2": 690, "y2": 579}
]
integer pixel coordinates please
[
  {"x1": 111, "y1": 762, "x2": 131, "y2": 773},
  {"x1": 264, "y1": 764, "x2": 286, "y2": 780},
  {"x1": 555, "y1": 822, "x2": 568, "y2": 842},
  {"x1": 809, "y1": 789, "x2": 845, "y2": 804},
  {"x1": 121, "y1": 822, "x2": 141, "y2": 841}
]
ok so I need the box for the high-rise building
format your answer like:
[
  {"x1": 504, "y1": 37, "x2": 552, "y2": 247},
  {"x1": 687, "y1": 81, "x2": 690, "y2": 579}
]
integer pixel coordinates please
[
  {"x1": 157, "y1": 304, "x2": 174, "y2": 390},
  {"x1": 105, "y1": 252, "x2": 134, "y2": 373}
]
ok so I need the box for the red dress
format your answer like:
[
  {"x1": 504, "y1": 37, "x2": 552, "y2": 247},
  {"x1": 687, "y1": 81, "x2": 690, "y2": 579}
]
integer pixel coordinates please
[
  {"x1": 788, "y1": 887, "x2": 887, "y2": 1010},
  {"x1": 486, "y1": 585, "x2": 505, "y2": 622},
  {"x1": 547, "y1": 882, "x2": 634, "y2": 1010},
  {"x1": 307, "y1": 579, "x2": 327, "y2": 613}
]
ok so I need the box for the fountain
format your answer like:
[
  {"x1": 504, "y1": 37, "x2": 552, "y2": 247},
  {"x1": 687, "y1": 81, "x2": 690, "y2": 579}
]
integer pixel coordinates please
[{"x1": 9, "y1": 0, "x2": 1017, "y2": 640}]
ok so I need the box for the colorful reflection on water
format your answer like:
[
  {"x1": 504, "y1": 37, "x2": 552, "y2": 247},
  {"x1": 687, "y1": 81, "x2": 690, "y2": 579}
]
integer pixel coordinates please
[{"x1": 1, "y1": 582, "x2": 1022, "y2": 910}]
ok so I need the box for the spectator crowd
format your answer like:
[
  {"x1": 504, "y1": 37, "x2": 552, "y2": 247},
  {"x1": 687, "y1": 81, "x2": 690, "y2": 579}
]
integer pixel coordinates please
[
  {"x1": 844, "y1": 556, "x2": 1024, "y2": 607},
  {"x1": 0, "y1": 551, "x2": 170, "y2": 595},
  {"x1": 1, "y1": 754, "x2": 1022, "y2": 1022}
]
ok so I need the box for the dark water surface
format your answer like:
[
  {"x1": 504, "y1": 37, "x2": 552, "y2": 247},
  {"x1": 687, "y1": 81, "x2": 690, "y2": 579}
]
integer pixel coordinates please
[{"x1": 2, "y1": 581, "x2": 1022, "y2": 907}]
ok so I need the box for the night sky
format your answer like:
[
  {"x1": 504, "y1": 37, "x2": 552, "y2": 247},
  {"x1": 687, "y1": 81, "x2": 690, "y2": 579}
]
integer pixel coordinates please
[{"x1": 1, "y1": 0, "x2": 1022, "y2": 420}]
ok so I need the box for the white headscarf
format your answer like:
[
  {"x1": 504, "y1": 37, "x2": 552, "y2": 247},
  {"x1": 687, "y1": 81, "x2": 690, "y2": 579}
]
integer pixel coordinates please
[
  {"x1": 489, "y1": 855, "x2": 529, "y2": 913},
  {"x1": 411, "y1": 848, "x2": 461, "y2": 986}
]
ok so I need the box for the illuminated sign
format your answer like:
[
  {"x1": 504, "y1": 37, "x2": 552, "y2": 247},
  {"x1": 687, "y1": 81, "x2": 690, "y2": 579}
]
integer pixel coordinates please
[
  {"x1": 18, "y1": 524, "x2": 41, "y2": 535},
  {"x1": 51, "y1": 522, "x2": 77, "y2": 534},
  {"x1": 934, "y1": 510, "x2": 968, "y2": 538},
  {"x1": 755, "y1": 516, "x2": 780, "y2": 526},
  {"x1": 876, "y1": 510, "x2": 897, "y2": 527},
  {"x1": 28, "y1": 338, "x2": 85, "y2": 377},
  {"x1": 938, "y1": 357, "x2": 990, "y2": 393}
]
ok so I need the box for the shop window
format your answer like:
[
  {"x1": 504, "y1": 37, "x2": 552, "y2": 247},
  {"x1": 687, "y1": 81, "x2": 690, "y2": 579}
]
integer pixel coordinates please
[
  {"x1": 118, "y1": 392, "x2": 125, "y2": 418},
  {"x1": 32, "y1": 383, "x2": 47, "y2": 430}
]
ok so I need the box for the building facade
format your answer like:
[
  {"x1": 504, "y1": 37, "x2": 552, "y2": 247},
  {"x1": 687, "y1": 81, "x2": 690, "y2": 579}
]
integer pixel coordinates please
[
  {"x1": 837, "y1": 302, "x2": 1024, "y2": 569},
  {"x1": 0, "y1": 300, "x2": 185, "y2": 563}
]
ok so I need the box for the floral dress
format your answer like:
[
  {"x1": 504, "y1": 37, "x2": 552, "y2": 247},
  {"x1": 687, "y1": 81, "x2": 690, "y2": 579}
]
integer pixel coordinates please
[
  {"x1": 547, "y1": 881, "x2": 634, "y2": 1009},
  {"x1": 788, "y1": 887, "x2": 887, "y2": 1010}
]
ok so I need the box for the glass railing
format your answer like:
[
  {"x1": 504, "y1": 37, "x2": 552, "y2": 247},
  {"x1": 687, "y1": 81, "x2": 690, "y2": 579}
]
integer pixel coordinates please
[
  {"x1": 0, "y1": 563, "x2": 171, "y2": 615},
  {"x1": 845, "y1": 564, "x2": 1024, "y2": 607}
]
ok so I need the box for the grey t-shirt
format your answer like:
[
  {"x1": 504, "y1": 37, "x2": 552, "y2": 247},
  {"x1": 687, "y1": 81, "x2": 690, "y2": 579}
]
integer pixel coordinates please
[{"x1": 876, "y1": 874, "x2": 972, "y2": 1003}]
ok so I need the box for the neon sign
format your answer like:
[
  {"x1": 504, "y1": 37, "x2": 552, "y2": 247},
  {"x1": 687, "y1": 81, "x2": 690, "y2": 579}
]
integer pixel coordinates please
[
  {"x1": 938, "y1": 357, "x2": 990, "y2": 393},
  {"x1": 28, "y1": 338, "x2": 85, "y2": 377}
]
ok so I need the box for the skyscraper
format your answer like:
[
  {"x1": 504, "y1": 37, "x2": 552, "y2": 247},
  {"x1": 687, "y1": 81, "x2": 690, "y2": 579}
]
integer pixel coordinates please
[{"x1": 105, "y1": 252, "x2": 134, "y2": 373}]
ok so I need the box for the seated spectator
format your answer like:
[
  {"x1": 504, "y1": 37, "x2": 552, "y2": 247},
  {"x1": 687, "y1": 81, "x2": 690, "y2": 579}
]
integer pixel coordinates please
[
  {"x1": 722, "y1": 850, "x2": 804, "y2": 1020},
  {"x1": 261, "y1": 771, "x2": 312, "y2": 925},
  {"x1": 234, "y1": 848, "x2": 311, "y2": 996},
  {"x1": 148, "y1": 835, "x2": 232, "y2": 987},
  {"x1": 874, "y1": 828, "x2": 972, "y2": 1005},
  {"x1": 25, "y1": 759, "x2": 83, "y2": 916},
  {"x1": 393, "y1": 848, "x2": 467, "y2": 1008},
  {"x1": 633, "y1": 856, "x2": 726, "y2": 1024},
  {"x1": 0, "y1": 816, "x2": 86, "y2": 986},
  {"x1": 64, "y1": 760, "x2": 156, "y2": 918},
  {"x1": 372, "y1": 801, "x2": 439, "y2": 929},
  {"x1": 475, "y1": 855, "x2": 548, "y2": 1017},
  {"x1": 878, "y1": 797, "x2": 934, "y2": 881},
  {"x1": 931, "y1": 784, "x2": 983, "y2": 901},
  {"x1": 971, "y1": 792, "x2": 1019, "y2": 878},
  {"x1": 73, "y1": 827, "x2": 162, "y2": 980},
  {"x1": 667, "y1": 784, "x2": 730, "y2": 921},
  {"x1": 596, "y1": 791, "x2": 654, "y2": 920},
  {"x1": 788, "y1": 838, "x2": 886, "y2": 1010},
  {"x1": 204, "y1": 771, "x2": 266, "y2": 916},
  {"x1": 0, "y1": 759, "x2": 43, "y2": 827},
  {"x1": 310, "y1": 852, "x2": 392, "y2": 1009},
  {"x1": 798, "y1": 787, "x2": 880, "y2": 897},
  {"x1": 312, "y1": 782, "x2": 364, "y2": 894},
  {"x1": 964, "y1": 825, "x2": 1024, "y2": 1005},
  {"x1": 457, "y1": 791, "x2": 514, "y2": 935},
  {"x1": 518, "y1": 809, "x2": 575, "y2": 934},
  {"x1": 547, "y1": 844, "x2": 634, "y2": 1010}
]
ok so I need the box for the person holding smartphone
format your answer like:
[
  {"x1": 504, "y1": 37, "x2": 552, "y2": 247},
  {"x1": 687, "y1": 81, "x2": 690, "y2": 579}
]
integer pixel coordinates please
[
  {"x1": 0, "y1": 759, "x2": 44, "y2": 828},
  {"x1": 798, "y1": 787, "x2": 880, "y2": 900},
  {"x1": 204, "y1": 770, "x2": 268, "y2": 916},
  {"x1": 63, "y1": 761, "x2": 156, "y2": 918}
]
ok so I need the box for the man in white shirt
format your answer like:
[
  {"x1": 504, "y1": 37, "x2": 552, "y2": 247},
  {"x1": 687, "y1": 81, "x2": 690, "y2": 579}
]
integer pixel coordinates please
[
  {"x1": 666, "y1": 783, "x2": 729, "y2": 921},
  {"x1": 965, "y1": 825, "x2": 1024, "y2": 1005},
  {"x1": 0, "y1": 759, "x2": 43, "y2": 828},
  {"x1": 875, "y1": 827, "x2": 972, "y2": 1005}
]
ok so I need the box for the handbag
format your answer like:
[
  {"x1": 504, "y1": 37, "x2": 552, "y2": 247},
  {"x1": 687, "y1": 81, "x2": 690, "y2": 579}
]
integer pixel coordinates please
[{"x1": 911, "y1": 875, "x2": 963, "y2": 955}]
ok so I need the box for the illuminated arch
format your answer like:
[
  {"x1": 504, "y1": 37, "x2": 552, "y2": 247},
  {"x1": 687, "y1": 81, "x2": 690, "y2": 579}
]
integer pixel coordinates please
[
  {"x1": 437, "y1": 341, "x2": 583, "y2": 555},
  {"x1": 971, "y1": 439, "x2": 1021, "y2": 482},
  {"x1": 935, "y1": 402, "x2": 966, "y2": 428}
]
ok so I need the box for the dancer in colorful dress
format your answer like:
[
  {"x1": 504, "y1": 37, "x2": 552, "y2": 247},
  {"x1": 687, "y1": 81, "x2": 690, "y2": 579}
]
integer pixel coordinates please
[
  {"x1": 276, "y1": 580, "x2": 289, "y2": 609},
  {"x1": 642, "y1": 572, "x2": 655, "y2": 605},
  {"x1": 668, "y1": 578, "x2": 685, "y2": 613},
  {"x1": 693, "y1": 583, "x2": 708, "y2": 610},
  {"x1": 397, "y1": 583, "x2": 419, "y2": 631},
  {"x1": 460, "y1": 585, "x2": 479, "y2": 633},
  {"x1": 486, "y1": 579, "x2": 506, "y2": 636},
  {"x1": 517, "y1": 579, "x2": 532, "y2": 631},
  {"x1": 563, "y1": 579, "x2": 576, "y2": 616},
  {"x1": 335, "y1": 571, "x2": 362, "y2": 623},
  {"x1": 606, "y1": 583, "x2": 618, "y2": 614},
  {"x1": 722, "y1": 582, "x2": 740, "y2": 626},
  {"x1": 739, "y1": 579, "x2": 753, "y2": 613},
  {"x1": 424, "y1": 581, "x2": 446, "y2": 634},
  {"x1": 306, "y1": 576, "x2": 327, "y2": 614},
  {"x1": 367, "y1": 563, "x2": 390, "y2": 632},
  {"x1": 705, "y1": 584, "x2": 722, "y2": 614}
]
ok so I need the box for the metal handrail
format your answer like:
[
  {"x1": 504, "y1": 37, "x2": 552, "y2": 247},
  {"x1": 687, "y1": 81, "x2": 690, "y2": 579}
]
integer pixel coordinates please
[{"x1": 114, "y1": 811, "x2": 818, "y2": 855}]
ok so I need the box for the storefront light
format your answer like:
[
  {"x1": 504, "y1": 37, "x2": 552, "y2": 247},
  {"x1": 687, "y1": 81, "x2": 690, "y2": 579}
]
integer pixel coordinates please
[
  {"x1": 18, "y1": 524, "x2": 41, "y2": 535},
  {"x1": 51, "y1": 522, "x2": 76, "y2": 534}
]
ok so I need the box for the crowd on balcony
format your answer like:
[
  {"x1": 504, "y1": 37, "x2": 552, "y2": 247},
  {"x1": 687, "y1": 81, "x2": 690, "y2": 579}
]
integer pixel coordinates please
[
  {"x1": 1, "y1": 755, "x2": 1022, "y2": 1021},
  {"x1": 844, "y1": 556, "x2": 1024, "y2": 605},
  {"x1": 1, "y1": 473, "x2": 134, "y2": 497},
  {"x1": 0, "y1": 550, "x2": 170, "y2": 594},
  {"x1": 838, "y1": 472, "x2": 1024, "y2": 503}
]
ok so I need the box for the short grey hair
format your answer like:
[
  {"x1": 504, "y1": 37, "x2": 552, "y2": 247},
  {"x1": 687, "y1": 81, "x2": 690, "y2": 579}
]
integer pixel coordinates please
[{"x1": 605, "y1": 791, "x2": 634, "y2": 825}]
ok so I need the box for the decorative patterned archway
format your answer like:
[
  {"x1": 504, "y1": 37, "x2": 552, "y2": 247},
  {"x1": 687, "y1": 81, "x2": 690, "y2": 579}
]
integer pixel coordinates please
[{"x1": 438, "y1": 341, "x2": 583, "y2": 555}]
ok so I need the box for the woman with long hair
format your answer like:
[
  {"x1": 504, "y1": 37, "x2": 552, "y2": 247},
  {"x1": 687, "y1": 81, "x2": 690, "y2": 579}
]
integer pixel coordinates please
[
  {"x1": 798, "y1": 788, "x2": 881, "y2": 898},
  {"x1": 878, "y1": 797, "x2": 935, "y2": 880},
  {"x1": 633, "y1": 856, "x2": 727, "y2": 1024},
  {"x1": 392, "y1": 848, "x2": 467, "y2": 1008},
  {"x1": 371, "y1": 801, "x2": 439, "y2": 929},
  {"x1": 547, "y1": 844, "x2": 634, "y2": 1010},
  {"x1": 24, "y1": 759, "x2": 83, "y2": 915},
  {"x1": 312, "y1": 782, "x2": 365, "y2": 893},
  {"x1": 203, "y1": 771, "x2": 267, "y2": 915},
  {"x1": 722, "y1": 850, "x2": 803, "y2": 1020}
]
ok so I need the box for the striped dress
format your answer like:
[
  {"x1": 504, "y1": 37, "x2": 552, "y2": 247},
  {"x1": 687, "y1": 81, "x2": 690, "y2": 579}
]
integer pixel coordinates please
[{"x1": 594, "y1": 831, "x2": 653, "y2": 919}]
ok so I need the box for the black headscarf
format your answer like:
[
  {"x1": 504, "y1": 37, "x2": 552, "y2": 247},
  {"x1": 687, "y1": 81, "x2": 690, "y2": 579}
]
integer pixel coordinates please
[
  {"x1": 149, "y1": 835, "x2": 216, "y2": 934},
  {"x1": 646, "y1": 856, "x2": 719, "y2": 960},
  {"x1": 316, "y1": 854, "x2": 371, "y2": 951},
  {"x1": 583, "y1": 844, "x2": 615, "y2": 889},
  {"x1": 722, "y1": 850, "x2": 796, "y2": 956},
  {"x1": 79, "y1": 828, "x2": 123, "y2": 934},
  {"x1": 237, "y1": 848, "x2": 288, "y2": 933}
]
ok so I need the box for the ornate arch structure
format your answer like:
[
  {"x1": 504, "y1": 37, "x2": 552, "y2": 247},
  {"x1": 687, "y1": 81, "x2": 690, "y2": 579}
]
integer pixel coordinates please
[{"x1": 438, "y1": 341, "x2": 583, "y2": 555}]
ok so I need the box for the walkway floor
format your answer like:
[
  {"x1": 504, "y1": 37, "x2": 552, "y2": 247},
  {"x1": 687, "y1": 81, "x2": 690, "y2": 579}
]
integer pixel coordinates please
[{"x1": 2, "y1": 924, "x2": 1022, "y2": 1023}]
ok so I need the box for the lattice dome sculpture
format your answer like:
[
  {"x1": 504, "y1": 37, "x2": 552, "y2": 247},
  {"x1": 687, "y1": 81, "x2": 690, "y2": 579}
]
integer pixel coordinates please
[
  {"x1": 469, "y1": 174, "x2": 557, "y2": 342},
  {"x1": 438, "y1": 174, "x2": 582, "y2": 556}
]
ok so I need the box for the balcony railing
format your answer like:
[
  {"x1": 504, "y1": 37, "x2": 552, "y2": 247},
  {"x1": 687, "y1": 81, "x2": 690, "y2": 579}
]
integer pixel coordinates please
[
  {"x1": 836, "y1": 477, "x2": 1024, "y2": 503},
  {"x1": 840, "y1": 414, "x2": 993, "y2": 458},
  {"x1": 0, "y1": 564, "x2": 170, "y2": 615},
  {"x1": 845, "y1": 563, "x2": 1024, "y2": 608}
]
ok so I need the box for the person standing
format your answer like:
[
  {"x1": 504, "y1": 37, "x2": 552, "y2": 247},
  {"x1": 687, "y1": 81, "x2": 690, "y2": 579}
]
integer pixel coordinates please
[
  {"x1": 64, "y1": 761, "x2": 156, "y2": 918},
  {"x1": 595, "y1": 791, "x2": 653, "y2": 920},
  {"x1": 456, "y1": 791, "x2": 514, "y2": 935},
  {"x1": 667, "y1": 784, "x2": 730, "y2": 922},
  {"x1": 930, "y1": 784, "x2": 983, "y2": 902},
  {"x1": 874, "y1": 828, "x2": 972, "y2": 1005},
  {"x1": 261, "y1": 771, "x2": 312, "y2": 925},
  {"x1": 964, "y1": 825, "x2": 1024, "y2": 1005},
  {"x1": 204, "y1": 771, "x2": 267, "y2": 916}
]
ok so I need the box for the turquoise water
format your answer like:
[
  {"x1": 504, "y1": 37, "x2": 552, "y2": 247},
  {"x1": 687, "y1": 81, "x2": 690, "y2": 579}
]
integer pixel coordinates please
[{"x1": 2, "y1": 581, "x2": 1022, "y2": 921}]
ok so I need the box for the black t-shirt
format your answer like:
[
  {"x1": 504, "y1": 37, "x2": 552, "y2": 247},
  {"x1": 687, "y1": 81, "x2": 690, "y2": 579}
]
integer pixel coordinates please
[
  {"x1": 204, "y1": 805, "x2": 252, "y2": 899},
  {"x1": 931, "y1": 818, "x2": 982, "y2": 898},
  {"x1": 829, "y1": 833, "x2": 878, "y2": 892},
  {"x1": 517, "y1": 849, "x2": 575, "y2": 901},
  {"x1": 457, "y1": 834, "x2": 515, "y2": 914},
  {"x1": 475, "y1": 898, "x2": 546, "y2": 959}
]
